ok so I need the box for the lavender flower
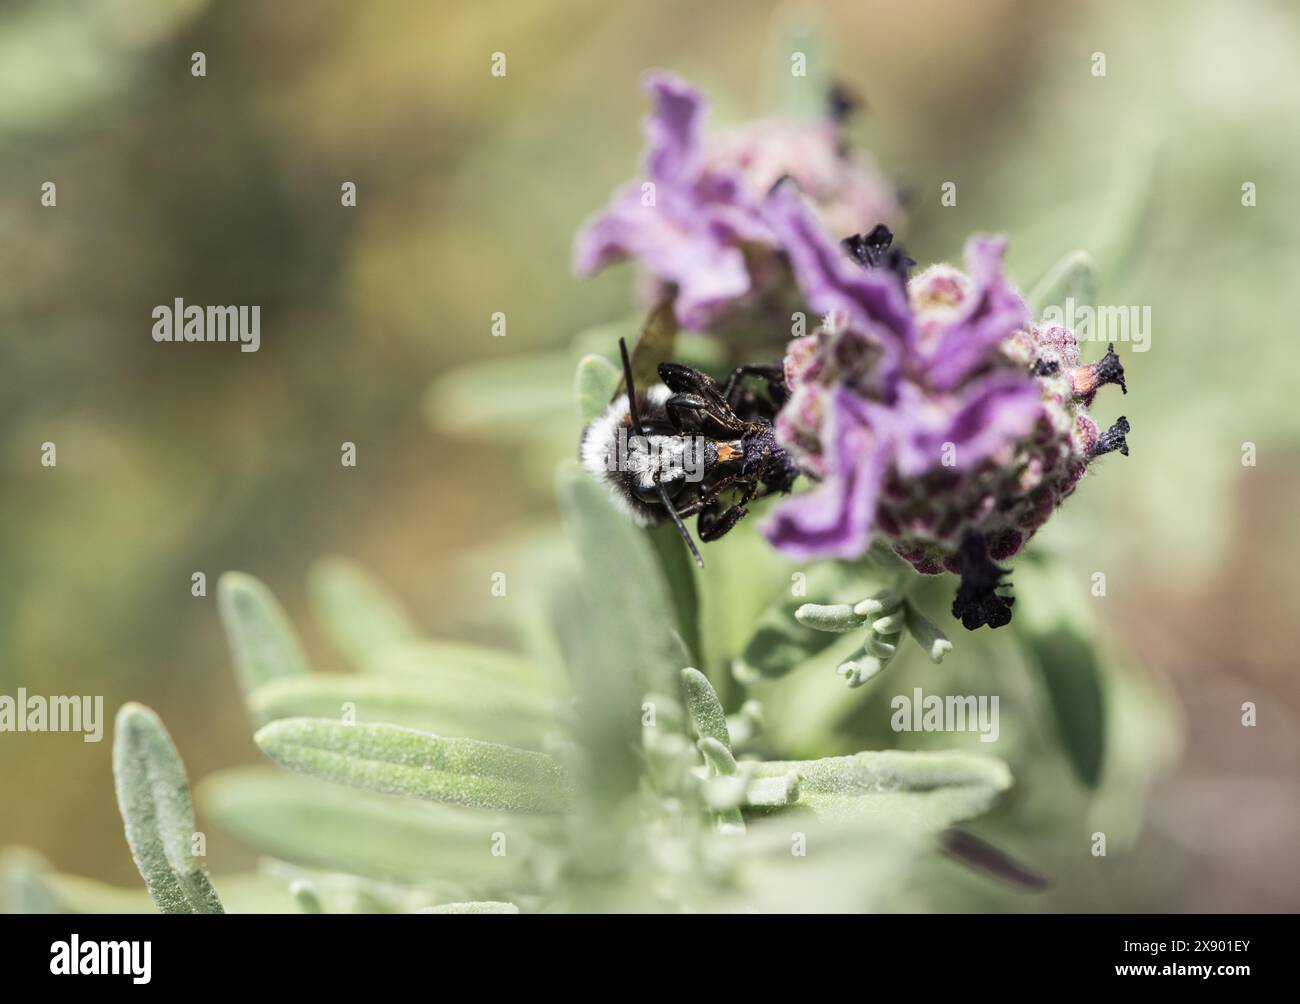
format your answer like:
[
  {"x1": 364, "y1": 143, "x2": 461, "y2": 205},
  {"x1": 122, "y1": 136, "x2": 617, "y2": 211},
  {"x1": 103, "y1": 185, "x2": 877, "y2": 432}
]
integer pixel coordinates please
[
  {"x1": 573, "y1": 72, "x2": 899, "y2": 331},
  {"x1": 762, "y1": 183, "x2": 1129, "y2": 629}
]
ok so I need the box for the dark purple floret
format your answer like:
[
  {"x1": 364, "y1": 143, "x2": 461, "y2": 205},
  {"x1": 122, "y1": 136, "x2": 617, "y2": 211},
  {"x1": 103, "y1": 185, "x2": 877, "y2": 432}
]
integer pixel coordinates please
[
  {"x1": 951, "y1": 532, "x2": 1015, "y2": 630},
  {"x1": 841, "y1": 225, "x2": 915, "y2": 286},
  {"x1": 1091, "y1": 415, "x2": 1131, "y2": 458},
  {"x1": 1071, "y1": 342, "x2": 1127, "y2": 403}
]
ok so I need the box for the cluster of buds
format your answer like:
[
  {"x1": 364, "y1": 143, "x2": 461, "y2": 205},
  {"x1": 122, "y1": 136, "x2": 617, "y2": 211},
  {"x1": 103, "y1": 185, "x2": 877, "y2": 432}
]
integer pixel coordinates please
[{"x1": 796, "y1": 589, "x2": 953, "y2": 688}]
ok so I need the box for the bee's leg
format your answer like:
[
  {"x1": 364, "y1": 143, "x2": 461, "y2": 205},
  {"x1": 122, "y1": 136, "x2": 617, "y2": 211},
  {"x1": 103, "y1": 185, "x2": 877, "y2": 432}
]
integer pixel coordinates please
[
  {"x1": 664, "y1": 393, "x2": 714, "y2": 434},
  {"x1": 697, "y1": 500, "x2": 748, "y2": 542},
  {"x1": 658, "y1": 362, "x2": 724, "y2": 398},
  {"x1": 665, "y1": 393, "x2": 743, "y2": 438},
  {"x1": 722, "y1": 363, "x2": 789, "y2": 410}
]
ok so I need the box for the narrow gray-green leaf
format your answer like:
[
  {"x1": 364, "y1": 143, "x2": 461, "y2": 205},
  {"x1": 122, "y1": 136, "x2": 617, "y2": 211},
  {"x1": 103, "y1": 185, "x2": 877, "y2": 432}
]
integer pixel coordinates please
[
  {"x1": 424, "y1": 350, "x2": 575, "y2": 441},
  {"x1": 870, "y1": 611, "x2": 905, "y2": 635},
  {"x1": 574, "y1": 353, "x2": 620, "y2": 424},
  {"x1": 112, "y1": 703, "x2": 224, "y2": 914},
  {"x1": 363, "y1": 639, "x2": 555, "y2": 695},
  {"x1": 199, "y1": 768, "x2": 521, "y2": 884},
  {"x1": 697, "y1": 736, "x2": 738, "y2": 777},
  {"x1": 309, "y1": 556, "x2": 419, "y2": 669},
  {"x1": 650, "y1": 521, "x2": 702, "y2": 666},
  {"x1": 255, "y1": 718, "x2": 569, "y2": 813},
  {"x1": 555, "y1": 464, "x2": 680, "y2": 693},
  {"x1": 745, "y1": 772, "x2": 801, "y2": 808},
  {"x1": 751, "y1": 750, "x2": 1012, "y2": 830},
  {"x1": 1088, "y1": 126, "x2": 1160, "y2": 290},
  {"x1": 680, "y1": 667, "x2": 730, "y2": 749},
  {"x1": 794, "y1": 602, "x2": 864, "y2": 632},
  {"x1": 903, "y1": 602, "x2": 954, "y2": 664},
  {"x1": 1013, "y1": 558, "x2": 1106, "y2": 789},
  {"x1": 738, "y1": 565, "x2": 857, "y2": 680},
  {"x1": 290, "y1": 879, "x2": 325, "y2": 914},
  {"x1": 217, "y1": 571, "x2": 309, "y2": 695},
  {"x1": 1026, "y1": 249, "x2": 1100, "y2": 317},
  {"x1": 248, "y1": 672, "x2": 555, "y2": 749},
  {"x1": 853, "y1": 590, "x2": 903, "y2": 617},
  {"x1": 0, "y1": 853, "x2": 294, "y2": 914}
]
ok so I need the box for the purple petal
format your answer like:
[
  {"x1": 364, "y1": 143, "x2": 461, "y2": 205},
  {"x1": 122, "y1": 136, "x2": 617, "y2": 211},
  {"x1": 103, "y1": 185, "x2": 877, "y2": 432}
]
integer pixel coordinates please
[
  {"x1": 891, "y1": 371, "x2": 1044, "y2": 477},
  {"x1": 761, "y1": 182, "x2": 913, "y2": 388},
  {"x1": 571, "y1": 184, "x2": 751, "y2": 327},
  {"x1": 763, "y1": 386, "x2": 892, "y2": 559},
  {"x1": 922, "y1": 235, "x2": 1031, "y2": 391},
  {"x1": 642, "y1": 71, "x2": 704, "y2": 186}
]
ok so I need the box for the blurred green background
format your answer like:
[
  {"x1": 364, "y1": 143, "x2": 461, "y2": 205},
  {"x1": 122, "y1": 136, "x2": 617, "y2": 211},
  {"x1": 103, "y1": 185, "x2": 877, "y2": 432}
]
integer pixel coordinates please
[{"x1": 2, "y1": 0, "x2": 1297, "y2": 910}]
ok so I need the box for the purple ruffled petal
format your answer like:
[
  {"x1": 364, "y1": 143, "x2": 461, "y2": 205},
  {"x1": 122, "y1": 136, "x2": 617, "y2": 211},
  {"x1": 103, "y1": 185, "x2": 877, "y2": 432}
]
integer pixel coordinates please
[
  {"x1": 763, "y1": 386, "x2": 893, "y2": 558},
  {"x1": 572, "y1": 184, "x2": 751, "y2": 328},
  {"x1": 761, "y1": 182, "x2": 913, "y2": 391},
  {"x1": 641, "y1": 72, "x2": 705, "y2": 186},
  {"x1": 922, "y1": 235, "x2": 1031, "y2": 391},
  {"x1": 890, "y1": 372, "x2": 1044, "y2": 477}
]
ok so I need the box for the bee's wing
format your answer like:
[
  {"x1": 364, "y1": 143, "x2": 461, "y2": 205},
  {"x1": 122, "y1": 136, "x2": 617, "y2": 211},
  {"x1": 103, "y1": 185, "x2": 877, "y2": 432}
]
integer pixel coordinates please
[{"x1": 613, "y1": 300, "x2": 678, "y2": 400}]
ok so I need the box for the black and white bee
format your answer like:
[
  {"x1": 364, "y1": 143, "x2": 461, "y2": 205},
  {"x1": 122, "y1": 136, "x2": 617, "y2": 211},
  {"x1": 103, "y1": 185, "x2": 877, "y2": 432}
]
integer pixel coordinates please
[{"x1": 580, "y1": 337, "x2": 801, "y2": 567}]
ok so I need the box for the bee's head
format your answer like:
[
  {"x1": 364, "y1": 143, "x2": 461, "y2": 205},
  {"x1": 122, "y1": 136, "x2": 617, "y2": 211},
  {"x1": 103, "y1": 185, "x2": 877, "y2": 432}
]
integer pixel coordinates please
[
  {"x1": 579, "y1": 396, "x2": 712, "y2": 525},
  {"x1": 577, "y1": 338, "x2": 710, "y2": 567}
]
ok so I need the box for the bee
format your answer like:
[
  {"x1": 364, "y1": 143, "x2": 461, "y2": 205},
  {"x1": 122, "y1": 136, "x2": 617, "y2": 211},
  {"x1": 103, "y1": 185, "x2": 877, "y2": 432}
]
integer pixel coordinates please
[{"x1": 580, "y1": 332, "x2": 800, "y2": 568}]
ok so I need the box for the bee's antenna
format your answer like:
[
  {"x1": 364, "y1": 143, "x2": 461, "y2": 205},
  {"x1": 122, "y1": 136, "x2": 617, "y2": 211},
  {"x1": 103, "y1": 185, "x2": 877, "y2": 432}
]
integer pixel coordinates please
[
  {"x1": 618, "y1": 337, "x2": 705, "y2": 569},
  {"x1": 618, "y1": 337, "x2": 646, "y2": 437}
]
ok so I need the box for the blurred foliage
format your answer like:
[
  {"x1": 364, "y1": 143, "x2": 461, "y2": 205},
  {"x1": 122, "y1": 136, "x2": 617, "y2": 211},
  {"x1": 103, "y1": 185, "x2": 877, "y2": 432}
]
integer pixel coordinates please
[{"x1": 2, "y1": 0, "x2": 1298, "y2": 910}]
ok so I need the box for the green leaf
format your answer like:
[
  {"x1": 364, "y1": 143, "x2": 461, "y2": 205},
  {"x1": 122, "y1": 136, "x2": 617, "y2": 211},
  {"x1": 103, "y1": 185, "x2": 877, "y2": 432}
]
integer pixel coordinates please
[
  {"x1": 680, "y1": 667, "x2": 731, "y2": 749},
  {"x1": 217, "y1": 572, "x2": 309, "y2": 695},
  {"x1": 737, "y1": 563, "x2": 877, "y2": 680},
  {"x1": 422, "y1": 901, "x2": 519, "y2": 914},
  {"x1": 248, "y1": 672, "x2": 556, "y2": 749},
  {"x1": 903, "y1": 601, "x2": 954, "y2": 664},
  {"x1": 255, "y1": 718, "x2": 570, "y2": 813},
  {"x1": 1087, "y1": 126, "x2": 1161, "y2": 291},
  {"x1": 424, "y1": 350, "x2": 577, "y2": 441},
  {"x1": 697, "y1": 736, "x2": 738, "y2": 777},
  {"x1": 1013, "y1": 558, "x2": 1107, "y2": 789},
  {"x1": 289, "y1": 880, "x2": 325, "y2": 914},
  {"x1": 0, "y1": 850, "x2": 295, "y2": 914},
  {"x1": 199, "y1": 768, "x2": 520, "y2": 884},
  {"x1": 0, "y1": 848, "x2": 60, "y2": 913},
  {"x1": 1025, "y1": 249, "x2": 1100, "y2": 318},
  {"x1": 649, "y1": 522, "x2": 702, "y2": 666},
  {"x1": 111, "y1": 703, "x2": 224, "y2": 914},
  {"x1": 794, "y1": 603, "x2": 864, "y2": 633},
  {"x1": 744, "y1": 772, "x2": 801, "y2": 808},
  {"x1": 555, "y1": 463, "x2": 680, "y2": 694},
  {"x1": 853, "y1": 590, "x2": 903, "y2": 617},
  {"x1": 308, "y1": 557, "x2": 419, "y2": 669},
  {"x1": 750, "y1": 750, "x2": 1013, "y2": 830},
  {"x1": 835, "y1": 647, "x2": 886, "y2": 689},
  {"x1": 362, "y1": 639, "x2": 556, "y2": 695},
  {"x1": 760, "y1": 7, "x2": 830, "y2": 120},
  {"x1": 574, "y1": 353, "x2": 620, "y2": 424}
]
